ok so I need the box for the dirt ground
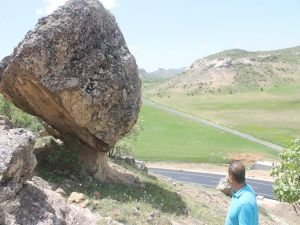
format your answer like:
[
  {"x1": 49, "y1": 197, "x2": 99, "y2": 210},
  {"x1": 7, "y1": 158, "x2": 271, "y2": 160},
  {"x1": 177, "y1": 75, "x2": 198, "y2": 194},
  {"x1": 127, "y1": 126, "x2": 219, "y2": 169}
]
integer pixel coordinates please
[{"x1": 257, "y1": 199, "x2": 299, "y2": 225}]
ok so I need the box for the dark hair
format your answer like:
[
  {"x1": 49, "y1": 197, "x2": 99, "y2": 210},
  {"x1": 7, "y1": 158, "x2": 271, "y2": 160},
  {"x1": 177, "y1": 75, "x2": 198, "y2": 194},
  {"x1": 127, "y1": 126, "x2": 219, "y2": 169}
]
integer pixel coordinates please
[{"x1": 228, "y1": 161, "x2": 245, "y2": 184}]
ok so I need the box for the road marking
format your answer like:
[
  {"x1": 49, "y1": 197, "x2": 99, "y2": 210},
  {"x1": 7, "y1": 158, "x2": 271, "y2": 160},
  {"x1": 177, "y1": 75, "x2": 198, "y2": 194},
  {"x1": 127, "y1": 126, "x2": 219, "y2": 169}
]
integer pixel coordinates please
[
  {"x1": 150, "y1": 169, "x2": 223, "y2": 180},
  {"x1": 256, "y1": 192, "x2": 274, "y2": 199},
  {"x1": 247, "y1": 180, "x2": 273, "y2": 187},
  {"x1": 151, "y1": 169, "x2": 273, "y2": 187},
  {"x1": 178, "y1": 176, "x2": 192, "y2": 180},
  {"x1": 209, "y1": 180, "x2": 217, "y2": 183},
  {"x1": 199, "y1": 184, "x2": 216, "y2": 188},
  {"x1": 150, "y1": 169, "x2": 275, "y2": 199}
]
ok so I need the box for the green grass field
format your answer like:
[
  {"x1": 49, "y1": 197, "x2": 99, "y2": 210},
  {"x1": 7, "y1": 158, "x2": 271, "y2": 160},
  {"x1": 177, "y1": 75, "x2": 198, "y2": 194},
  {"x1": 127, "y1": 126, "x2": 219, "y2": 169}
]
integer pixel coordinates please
[
  {"x1": 147, "y1": 84, "x2": 300, "y2": 147},
  {"x1": 131, "y1": 103, "x2": 278, "y2": 163}
]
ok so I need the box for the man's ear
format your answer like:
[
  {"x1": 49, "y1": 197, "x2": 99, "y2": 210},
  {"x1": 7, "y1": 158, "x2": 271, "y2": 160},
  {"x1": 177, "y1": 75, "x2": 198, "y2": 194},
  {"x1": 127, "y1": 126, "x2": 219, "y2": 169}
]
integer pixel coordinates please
[{"x1": 228, "y1": 173, "x2": 234, "y2": 183}]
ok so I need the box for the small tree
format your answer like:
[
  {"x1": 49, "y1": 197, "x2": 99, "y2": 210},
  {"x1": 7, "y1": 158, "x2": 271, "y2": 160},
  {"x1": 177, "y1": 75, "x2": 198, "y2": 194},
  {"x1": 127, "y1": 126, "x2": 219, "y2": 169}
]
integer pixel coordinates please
[
  {"x1": 108, "y1": 118, "x2": 143, "y2": 158},
  {"x1": 271, "y1": 139, "x2": 300, "y2": 214}
]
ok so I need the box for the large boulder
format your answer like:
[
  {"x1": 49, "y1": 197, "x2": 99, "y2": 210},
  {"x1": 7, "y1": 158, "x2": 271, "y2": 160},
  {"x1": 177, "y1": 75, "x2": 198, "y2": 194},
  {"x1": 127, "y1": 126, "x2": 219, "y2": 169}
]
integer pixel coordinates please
[{"x1": 0, "y1": 0, "x2": 141, "y2": 180}]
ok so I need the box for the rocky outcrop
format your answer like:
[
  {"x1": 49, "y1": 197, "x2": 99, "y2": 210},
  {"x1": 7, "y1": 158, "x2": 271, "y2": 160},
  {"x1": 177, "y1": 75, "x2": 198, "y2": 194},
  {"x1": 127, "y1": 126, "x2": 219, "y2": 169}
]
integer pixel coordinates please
[
  {"x1": 0, "y1": 128, "x2": 36, "y2": 202},
  {"x1": 0, "y1": 122, "x2": 100, "y2": 224},
  {"x1": 1, "y1": 177, "x2": 97, "y2": 225},
  {"x1": 120, "y1": 156, "x2": 148, "y2": 173},
  {"x1": 0, "y1": 0, "x2": 141, "y2": 181},
  {"x1": 216, "y1": 176, "x2": 233, "y2": 196},
  {"x1": 0, "y1": 115, "x2": 13, "y2": 130}
]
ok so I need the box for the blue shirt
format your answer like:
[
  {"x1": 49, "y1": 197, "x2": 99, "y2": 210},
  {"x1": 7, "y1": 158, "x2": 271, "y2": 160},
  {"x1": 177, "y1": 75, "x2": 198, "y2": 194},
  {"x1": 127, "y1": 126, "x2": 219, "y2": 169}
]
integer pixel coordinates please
[{"x1": 225, "y1": 184, "x2": 259, "y2": 225}]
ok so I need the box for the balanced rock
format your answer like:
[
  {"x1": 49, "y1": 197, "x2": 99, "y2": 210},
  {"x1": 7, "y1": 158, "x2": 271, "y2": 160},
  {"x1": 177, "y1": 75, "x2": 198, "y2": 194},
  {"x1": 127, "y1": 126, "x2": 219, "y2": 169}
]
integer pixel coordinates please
[{"x1": 0, "y1": 0, "x2": 141, "y2": 179}]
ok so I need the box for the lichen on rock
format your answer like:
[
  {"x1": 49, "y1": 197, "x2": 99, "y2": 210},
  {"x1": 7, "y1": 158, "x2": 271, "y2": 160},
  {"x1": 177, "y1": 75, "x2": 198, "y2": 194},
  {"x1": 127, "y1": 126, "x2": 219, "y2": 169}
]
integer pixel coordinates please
[{"x1": 0, "y1": 0, "x2": 141, "y2": 182}]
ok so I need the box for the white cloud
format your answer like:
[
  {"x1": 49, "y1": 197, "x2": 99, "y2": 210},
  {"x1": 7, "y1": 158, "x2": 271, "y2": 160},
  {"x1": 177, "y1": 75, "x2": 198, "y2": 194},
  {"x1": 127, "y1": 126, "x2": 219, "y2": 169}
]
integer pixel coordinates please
[{"x1": 36, "y1": 0, "x2": 118, "y2": 16}]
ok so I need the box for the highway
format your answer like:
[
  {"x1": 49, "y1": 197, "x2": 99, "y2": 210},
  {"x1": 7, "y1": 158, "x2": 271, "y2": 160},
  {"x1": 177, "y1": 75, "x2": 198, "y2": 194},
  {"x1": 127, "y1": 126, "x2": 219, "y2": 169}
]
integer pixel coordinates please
[{"x1": 149, "y1": 168, "x2": 274, "y2": 199}]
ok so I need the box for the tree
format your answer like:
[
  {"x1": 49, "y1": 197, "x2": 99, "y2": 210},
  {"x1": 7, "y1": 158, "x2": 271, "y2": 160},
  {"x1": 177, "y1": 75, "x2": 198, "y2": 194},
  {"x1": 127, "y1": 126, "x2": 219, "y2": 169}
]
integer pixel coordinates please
[
  {"x1": 271, "y1": 139, "x2": 300, "y2": 214},
  {"x1": 108, "y1": 119, "x2": 143, "y2": 158}
]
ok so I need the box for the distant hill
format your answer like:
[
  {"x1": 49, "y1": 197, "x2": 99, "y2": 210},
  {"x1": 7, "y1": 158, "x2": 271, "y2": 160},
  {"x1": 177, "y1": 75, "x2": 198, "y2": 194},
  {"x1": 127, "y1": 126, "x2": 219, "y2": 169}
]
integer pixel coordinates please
[
  {"x1": 139, "y1": 67, "x2": 185, "y2": 82},
  {"x1": 146, "y1": 46, "x2": 300, "y2": 95}
]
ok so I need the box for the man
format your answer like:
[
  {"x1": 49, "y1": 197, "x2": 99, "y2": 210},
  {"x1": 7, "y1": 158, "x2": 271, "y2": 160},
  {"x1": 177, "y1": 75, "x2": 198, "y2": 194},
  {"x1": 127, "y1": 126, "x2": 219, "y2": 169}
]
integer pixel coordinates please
[{"x1": 225, "y1": 161, "x2": 258, "y2": 225}]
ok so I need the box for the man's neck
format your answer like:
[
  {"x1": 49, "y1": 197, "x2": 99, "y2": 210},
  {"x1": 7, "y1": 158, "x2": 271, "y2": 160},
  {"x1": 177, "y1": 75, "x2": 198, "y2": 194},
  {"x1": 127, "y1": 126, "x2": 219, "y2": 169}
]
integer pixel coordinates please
[{"x1": 234, "y1": 182, "x2": 246, "y2": 191}]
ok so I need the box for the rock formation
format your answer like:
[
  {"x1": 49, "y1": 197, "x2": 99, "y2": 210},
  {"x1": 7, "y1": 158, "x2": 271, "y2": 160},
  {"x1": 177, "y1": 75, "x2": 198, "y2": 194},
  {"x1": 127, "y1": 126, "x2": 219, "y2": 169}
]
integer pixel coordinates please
[
  {"x1": 0, "y1": 0, "x2": 141, "y2": 181},
  {"x1": 0, "y1": 128, "x2": 36, "y2": 202},
  {"x1": 0, "y1": 115, "x2": 13, "y2": 130},
  {"x1": 0, "y1": 124, "x2": 100, "y2": 224},
  {"x1": 216, "y1": 176, "x2": 233, "y2": 196}
]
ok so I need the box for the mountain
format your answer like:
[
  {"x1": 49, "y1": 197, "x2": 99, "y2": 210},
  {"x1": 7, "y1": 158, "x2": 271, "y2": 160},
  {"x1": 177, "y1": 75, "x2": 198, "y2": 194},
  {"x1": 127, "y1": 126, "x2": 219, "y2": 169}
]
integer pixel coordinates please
[
  {"x1": 139, "y1": 67, "x2": 185, "y2": 82},
  {"x1": 146, "y1": 46, "x2": 300, "y2": 95}
]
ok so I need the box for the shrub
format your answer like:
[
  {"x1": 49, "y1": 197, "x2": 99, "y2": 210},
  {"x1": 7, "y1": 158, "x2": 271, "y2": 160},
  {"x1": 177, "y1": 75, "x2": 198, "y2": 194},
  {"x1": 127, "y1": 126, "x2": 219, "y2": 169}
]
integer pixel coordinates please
[
  {"x1": 271, "y1": 139, "x2": 300, "y2": 213},
  {"x1": 0, "y1": 94, "x2": 42, "y2": 132},
  {"x1": 35, "y1": 136, "x2": 80, "y2": 172}
]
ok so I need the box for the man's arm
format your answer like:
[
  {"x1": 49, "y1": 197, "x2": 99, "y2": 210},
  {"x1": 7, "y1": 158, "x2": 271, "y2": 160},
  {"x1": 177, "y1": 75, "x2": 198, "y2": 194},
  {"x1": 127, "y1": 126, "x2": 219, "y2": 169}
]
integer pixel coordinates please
[{"x1": 238, "y1": 203, "x2": 254, "y2": 225}]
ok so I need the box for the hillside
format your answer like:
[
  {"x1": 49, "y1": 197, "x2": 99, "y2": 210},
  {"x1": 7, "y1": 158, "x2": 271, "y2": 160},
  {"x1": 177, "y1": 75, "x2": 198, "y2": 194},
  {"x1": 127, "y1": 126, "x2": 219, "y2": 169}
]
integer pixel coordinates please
[
  {"x1": 139, "y1": 67, "x2": 185, "y2": 82},
  {"x1": 37, "y1": 160, "x2": 298, "y2": 225},
  {"x1": 146, "y1": 46, "x2": 300, "y2": 95}
]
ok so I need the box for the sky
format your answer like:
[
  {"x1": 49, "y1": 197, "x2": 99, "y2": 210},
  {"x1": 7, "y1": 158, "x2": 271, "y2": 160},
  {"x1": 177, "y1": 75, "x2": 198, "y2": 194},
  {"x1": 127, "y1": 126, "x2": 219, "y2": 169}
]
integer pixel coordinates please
[{"x1": 0, "y1": 0, "x2": 300, "y2": 72}]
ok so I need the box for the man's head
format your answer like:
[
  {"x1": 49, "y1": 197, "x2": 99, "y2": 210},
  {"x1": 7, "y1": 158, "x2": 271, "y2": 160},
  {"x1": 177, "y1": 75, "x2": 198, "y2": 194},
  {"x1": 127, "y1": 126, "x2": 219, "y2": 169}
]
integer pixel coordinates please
[{"x1": 228, "y1": 161, "x2": 246, "y2": 189}]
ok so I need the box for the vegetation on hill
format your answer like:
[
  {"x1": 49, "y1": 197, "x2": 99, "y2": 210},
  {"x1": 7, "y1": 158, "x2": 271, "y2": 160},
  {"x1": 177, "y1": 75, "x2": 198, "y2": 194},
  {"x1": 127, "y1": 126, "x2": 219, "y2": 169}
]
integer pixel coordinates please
[
  {"x1": 147, "y1": 84, "x2": 300, "y2": 147},
  {"x1": 145, "y1": 46, "x2": 300, "y2": 96},
  {"x1": 131, "y1": 103, "x2": 278, "y2": 163},
  {"x1": 144, "y1": 46, "x2": 300, "y2": 148}
]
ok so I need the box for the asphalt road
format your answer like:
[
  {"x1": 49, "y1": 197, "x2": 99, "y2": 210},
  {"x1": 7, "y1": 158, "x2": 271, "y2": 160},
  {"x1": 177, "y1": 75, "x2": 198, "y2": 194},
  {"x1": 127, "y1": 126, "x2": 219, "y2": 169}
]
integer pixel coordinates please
[
  {"x1": 149, "y1": 168, "x2": 275, "y2": 200},
  {"x1": 143, "y1": 98, "x2": 283, "y2": 152}
]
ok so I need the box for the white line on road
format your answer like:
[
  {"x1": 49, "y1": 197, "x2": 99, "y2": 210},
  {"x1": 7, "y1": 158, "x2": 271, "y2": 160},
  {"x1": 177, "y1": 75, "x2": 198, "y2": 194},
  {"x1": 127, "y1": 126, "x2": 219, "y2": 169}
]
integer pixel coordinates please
[
  {"x1": 247, "y1": 180, "x2": 273, "y2": 187},
  {"x1": 256, "y1": 192, "x2": 274, "y2": 199},
  {"x1": 151, "y1": 170, "x2": 222, "y2": 180},
  {"x1": 178, "y1": 176, "x2": 192, "y2": 180},
  {"x1": 150, "y1": 169, "x2": 273, "y2": 187}
]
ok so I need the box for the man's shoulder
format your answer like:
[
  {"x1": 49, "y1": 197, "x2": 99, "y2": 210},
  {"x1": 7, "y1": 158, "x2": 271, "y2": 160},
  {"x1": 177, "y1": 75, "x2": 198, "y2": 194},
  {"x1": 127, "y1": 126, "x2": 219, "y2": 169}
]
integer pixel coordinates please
[{"x1": 239, "y1": 185, "x2": 257, "y2": 203}]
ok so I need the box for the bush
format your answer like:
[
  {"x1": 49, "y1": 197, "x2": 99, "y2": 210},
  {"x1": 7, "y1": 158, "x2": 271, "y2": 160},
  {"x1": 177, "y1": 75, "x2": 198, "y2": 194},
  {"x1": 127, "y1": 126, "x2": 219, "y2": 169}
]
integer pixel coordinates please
[
  {"x1": 109, "y1": 140, "x2": 133, "y2": 158},
  {"x1": 0, "y1": 94, "x2": 42, "y2": 132},
  {"x1": 271, "y1": 139, "x2": 300, "y2": 213},
  {"x1": 109, "y1": 119, "x2": 143, "y2": 158},
  {"x1": 35, "y1": 136, "x2": 80, "y2": 172}
]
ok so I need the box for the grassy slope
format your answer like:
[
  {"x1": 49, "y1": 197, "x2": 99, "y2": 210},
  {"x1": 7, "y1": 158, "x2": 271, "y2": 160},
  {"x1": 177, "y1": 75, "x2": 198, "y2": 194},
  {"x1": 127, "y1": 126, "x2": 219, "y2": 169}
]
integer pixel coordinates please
[
  {"x1": 148, "y1": 84, "x2": 300, "y2": 147},
  {"x1": 131, "y1": 103, "x2": 278, "y2": 163},
  {"x1": 37, "y1": 162, "x2": 291, "y2": 225}
]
